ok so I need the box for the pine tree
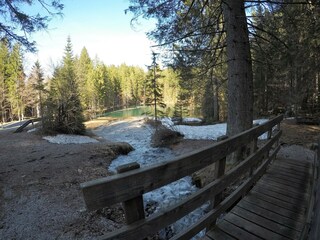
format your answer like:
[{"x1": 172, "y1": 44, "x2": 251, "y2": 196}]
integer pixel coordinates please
[
  {"x1": 0, "y1": 0, "x2": 63, "y2": 51},
  {"x1": 0, "y1": 40, "x2": 9, "y2": 123},
  {"x1": 44, "y1": 37, "x2": 85, "y2": 134},
  {"x1": 26, "y1": 60, "x2": 45, "y2": 118},
  {"x1": 75, "y1": 47, "x2": 93, "y2": 112},
  {"x1": 6, "y1": 43, "x2": 25, "y2": 121},
  {"x1": 145, "y1": 53, "x2": 166, "y2": 121}
]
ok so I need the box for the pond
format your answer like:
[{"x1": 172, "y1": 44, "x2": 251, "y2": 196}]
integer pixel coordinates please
[{"x1": 100, "y1": 106, "x2": 152, "y2": 118}]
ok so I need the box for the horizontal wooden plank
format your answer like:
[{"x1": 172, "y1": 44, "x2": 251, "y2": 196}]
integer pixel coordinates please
[
  {"x1": 254, "y1": 181, "x2": 308, "y2": 201},
  {"x1": 231, "y1": 206, "x2": 300, "y2": 240},
  {"x1": 257, "y1": 179, "x2": 308, "y2": 196},
  {"x1": 249, "y1": 191, "x2": 306, "y2": 214},
  {"x1": 271, "y1": 164, "x2": 310, "y2": 177},
  {"x1": 243, "y1": 195, "x2": 305, "y2": 221},
  {"x1": 270, "y1": 167, "x2": 310, "y2": 180},
  {"x1": 99, "y1": 134, "x2": 281, "y2": 240},
  {"x1": 276, "y1": 158, "x2": 312, "y2": 167},
  {"x1": 206, "y1": 227, "x2": 236, "y2": 240},
  {"x1": 273, "y1": 161, "x2": 310, "y2": 171},
  {"x1": 224, "y1": 212, "x2": 291, "y2": 240},
  {"x1": 237, "y1": 200, "x2": 304, "y2": 231},
  {"x1": 218, "y1": 220, "x2": 263, "y2": 240},
  {"x1": 261, "y1": 175, "x2": 308, "y2": 189},
  {"x1": 251, "y1": 189, "x2": 307, "y2": 212},
  {"x1": 170, "y1": 150, "x2": 275, "y2": 240},
  {"x1": 251, "y1": 186, "x2": 308, "y2": 207},
  {"x1": 81, "y1": 116, "x2": 283, "y2": 210},
  {"x1": 266, "y1": 171, "x2": 307, "y2": 184}
]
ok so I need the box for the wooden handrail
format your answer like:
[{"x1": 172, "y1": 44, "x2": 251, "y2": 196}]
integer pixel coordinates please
[
  {"x1": 304, "y1": 138, "x2": 320, "y2": 240},
  {"x1": 80, "y1": 115, "x2": 283, "y2": 239}
]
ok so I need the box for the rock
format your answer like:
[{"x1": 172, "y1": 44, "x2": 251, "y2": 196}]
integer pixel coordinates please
[
  {"x1": 111, "y1": 142, "x2": 134, "y2": 155},
  {"x1": 151, "y1": 127, "x2": 184, "y2": 147}
]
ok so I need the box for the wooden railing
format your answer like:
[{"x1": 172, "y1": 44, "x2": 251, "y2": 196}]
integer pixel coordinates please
[
  {"x1": 80, "y1": 115, "x2": 283, "y2": 240},
  {"x1": 306, "y1": 138, "x2": 320, "y2": 240}
]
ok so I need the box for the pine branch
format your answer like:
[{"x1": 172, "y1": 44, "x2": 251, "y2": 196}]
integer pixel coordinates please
[{"x1": 247, "y1": 21, "x2": 289, "y2": 48}]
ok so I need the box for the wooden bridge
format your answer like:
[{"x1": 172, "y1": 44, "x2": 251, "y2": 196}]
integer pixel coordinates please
[{"x1": 80, "y1": 115, "x2": 320, "y2": 240}]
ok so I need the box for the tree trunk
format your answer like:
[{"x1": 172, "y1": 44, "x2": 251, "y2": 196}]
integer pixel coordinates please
[
  {"x1": 214, "y1": 77, "x2": 219, "y2": 121},
  {"x1": 223, "y1": 0, "x2": 253, "y2": 163}
]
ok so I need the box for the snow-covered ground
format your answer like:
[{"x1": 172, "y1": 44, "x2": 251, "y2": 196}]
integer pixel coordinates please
[
  {"x1": 43, "y1": 117, "x2": 271, "y2": 239},
  {"x1": 93, "y1": 117, "x2": 209, "y2": 238},
  {"x1": 43, "y1": 134, "x2": 98, "y2": 144},
  {"x1": 93, "y1": 118, "x2": 176, "y2": 172},
  {"x1": 162, "y1": 117, "x2": 269, "y2": 140}
]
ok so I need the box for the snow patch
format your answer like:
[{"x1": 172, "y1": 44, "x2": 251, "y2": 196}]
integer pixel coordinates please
[
  {"x1": 182, "y1": 117, "x2": 202, "y2": 123},
  {"x1": 161, "y1": 118, "x2": 270, "y2": 140},
  {"x1": 94, "y1": 118, "x2": 208, "y2": 237},
  {"x1": 43, "y1": 134, "x2": 98, "y2": 144},
  {"x1": 93, "y1": 117, "x2": 273, "y2": 238},
  {"x1": 176, "y1": 123, "x2": 226, "y2": 140},
  {"x1": 143, "y1": 176, "x2": 209, "y2": 239},
  {"x1": 94, "y1": 117, "x2": 175, "y2": 173},
  {"x1": 27, "y1": 128, "x2": 38, "y2": 133}
]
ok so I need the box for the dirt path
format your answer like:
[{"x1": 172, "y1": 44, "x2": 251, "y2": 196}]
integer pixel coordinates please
[
  {"x1": 0, "y1": 128, "x2": 125, "y2": 239},
  {"x1": 280, "y1": 118, "x2": 320, "y2": 147}
]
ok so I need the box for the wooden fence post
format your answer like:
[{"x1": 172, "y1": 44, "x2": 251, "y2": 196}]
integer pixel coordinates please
[
  {"x1": 267, "y1": 129, "x2": 272, "y2": 140},
  {"x1": 249, "y1": 123, "x2": 259, "y2": 176},
  {"x1": 208, "y1": 135, "x2": 228, "y2": 229},
  {"x1": 276, "y1": 122, "x2": 281, "y2": 148},
  {"x1": 116, "y1": 162, "x2": 145, "y2": 224}
]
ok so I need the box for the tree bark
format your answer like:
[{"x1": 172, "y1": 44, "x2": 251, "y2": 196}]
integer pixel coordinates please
[
  {"x1": 223, "y1": 0, "x2": 253, "y2": 135},
  {"x1": 223, "y1": 0, "x2": 253, "y2": 163}
]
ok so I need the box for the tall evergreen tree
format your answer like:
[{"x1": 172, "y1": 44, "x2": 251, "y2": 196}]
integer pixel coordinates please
[
  {"x1": 6, "y1": 43, "x2": 25, "y2": 121},
  {"x1": 145, "y1": 53, "x2": 166, "y2": 120},
  {"x1": 26, "y1": 60, "x2": 45, "y2": 118},
  {"x1": 251, "y1": 2, "x2": 320, "y2": 116},
  {"x1": 44, "y1": 37, "x2": 85, "y2": 134},
  {"x1": 127, "y1": 0, "x2": 253, "y2": 140},
  {"x1": 0, "y1": 40, "x2": 10, "y2": 123},
  {"x1": 75, "y1": 47, "x2": 93, "y2": 110}
]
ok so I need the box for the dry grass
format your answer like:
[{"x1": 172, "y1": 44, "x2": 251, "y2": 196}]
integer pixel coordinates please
[{"x1": 84, "y1": 117, "x2": 117, "y2": 130}]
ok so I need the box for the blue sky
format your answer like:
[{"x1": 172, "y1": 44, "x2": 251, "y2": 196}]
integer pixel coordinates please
[{"x1": 25, "y1": 0, "x2": 156, "y2": 75}]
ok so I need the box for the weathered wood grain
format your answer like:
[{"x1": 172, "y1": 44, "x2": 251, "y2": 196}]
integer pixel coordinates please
[
  {"x1": 207, "y1": 156, "x2": 313, "y2": 240},
  {"x1": 171, "y1": 147, "x2": 276, "y2": 240},
  {"x1": 250, "y1": 190, "x2": 306, "y2": 213},
  {"x1": 98, "y1": 134, "x2": 280, "y2": 240},
  {"x1": 231, "y1": 206, "x2": 300, "y2": 239},
  {"x1": 81, "y1": 115, "x2": 283, "y2": 210},
  {"x1": 236, "y1": 200, "x2": 304, "y2": 231},
  {"x1": 206, "y1": 227, "x2": 236, "y2": 240},
  {"x1": 223, "y1": 212, "x2": 291, "y2": 240},
  {"x1": 78, "y1": 115, "x2": 286, "y2": 240},
  {"x1": 218, "y1": 219, "x2": 263, "y2": 240},
  {"x1": 116, "y1": 163, "x2": 145, "y2": 225},
  {"x1": 243, "y1": 193, "x2": 305, "y2": 222}
]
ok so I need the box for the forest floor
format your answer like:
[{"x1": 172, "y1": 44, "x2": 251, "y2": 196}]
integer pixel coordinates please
[{"x1": 0, "y1": 118, "x2": 319, "y2": 239}]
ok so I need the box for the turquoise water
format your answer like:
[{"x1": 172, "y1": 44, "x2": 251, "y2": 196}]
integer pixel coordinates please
[{"x1": 101, "y1": 106, "x2": 152, "y2": 118}]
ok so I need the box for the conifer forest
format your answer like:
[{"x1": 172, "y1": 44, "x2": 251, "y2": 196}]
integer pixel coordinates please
[{"x1": 0, "y1": 0, "x2": 319, "y2": 134}]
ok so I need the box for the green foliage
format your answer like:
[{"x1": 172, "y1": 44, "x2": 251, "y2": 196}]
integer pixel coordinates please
[
  {"x1": 144, "y1": 54, "x2": 166, "y2": 120},
  {"x1": 0, "y1": 0, "x2": 63, "y2": 51},
  {"x1": 43, "y1": 37, "x2": 85, "y2": 134},
  {"x1": 6, "y1": 43, "x2": 25, "y2": 121},
  {"x1": 251, "y1": 3, "x2": 320, "y2": 116},
  {"x1": 0, "y1": 40, "x2": 10, "y2": 123},
  {"x1": 25, "y1": 60, "x2": 46, "y2": 118}
]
